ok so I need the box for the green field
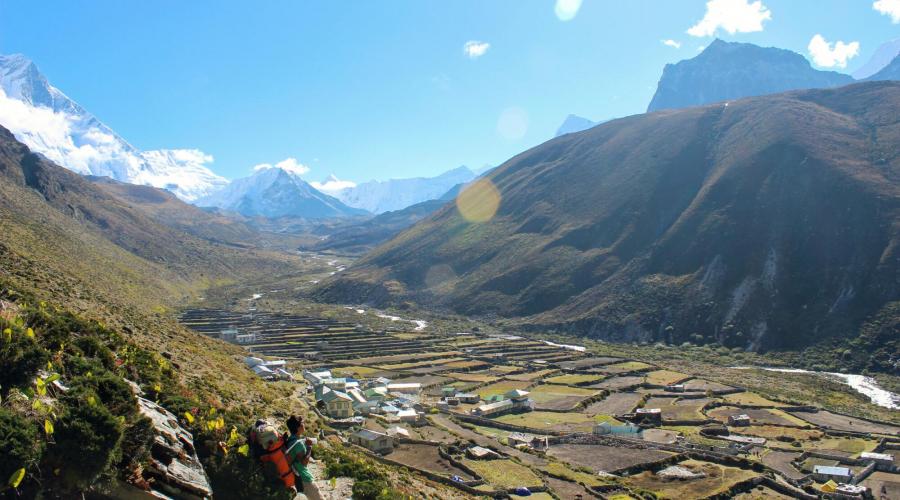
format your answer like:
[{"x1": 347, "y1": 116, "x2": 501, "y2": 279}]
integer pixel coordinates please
[
  {"x1": 462, "y1": 459, "x2": 544, "y2": 489},
  {"x1": 545, "y1": 373, "x2": 605, "y2": 386},
  {"x1": 476, "y1": 379, "x2": 533, "y2": 398},
  {"x1": 493, "y1": 411, "x2": 617, "y2": 432}
]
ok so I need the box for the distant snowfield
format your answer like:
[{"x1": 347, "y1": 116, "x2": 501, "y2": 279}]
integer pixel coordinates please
[{"x1": 734, "y1": 366, "x2": 899, "y2": 409}]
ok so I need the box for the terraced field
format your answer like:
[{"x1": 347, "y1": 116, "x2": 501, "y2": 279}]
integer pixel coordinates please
[{"x1": 181, "y1": 305, "x2": 900, "y2": 500}]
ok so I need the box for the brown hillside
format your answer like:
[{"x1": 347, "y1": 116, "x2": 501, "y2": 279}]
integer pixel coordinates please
[{"x1": 317, "y1": 82, "x2": 900, "y2": 371}]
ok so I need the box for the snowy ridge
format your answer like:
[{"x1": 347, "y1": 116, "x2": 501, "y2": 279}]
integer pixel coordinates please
[
  {"x1": 317, "y1": 166, "x2": 476, "y2": 213},
  {"x1": 195, "y1": 165, "x2": 365, "y2": 219},
  {"x1": 0, "y1": 54, "x2": 227, "y2": 201}
]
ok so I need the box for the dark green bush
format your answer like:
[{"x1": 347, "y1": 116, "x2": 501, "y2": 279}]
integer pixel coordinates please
[
  {"x1": 72, "y1": 335, "x2": 116, "y2": 370},
  {"x1": 49, "y1": 390, "x2": 124, "y2": 491},
  {"x1": 0, "y1": 409, "x2": 43, "y2": 490},
  {"x1": 352, "y1": 479, "x2": 393, "y2": 500},
  {"x1": 61, "y1": 354, "x2": 106, "y2": 379},
  {"x1": 0, "y1": 332, "x2": 49, "y2": 394},
  {"x1": 70, "y1": 372, "x2": 137, "y2": 417}
]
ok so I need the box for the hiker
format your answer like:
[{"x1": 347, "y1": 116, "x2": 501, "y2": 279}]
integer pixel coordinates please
[
  {"x1": 249, "y1": 420, "x2": 296, "y2": 491},
  {"x1": 286, "y1": 415, "x2": 323, "y2": 500}
]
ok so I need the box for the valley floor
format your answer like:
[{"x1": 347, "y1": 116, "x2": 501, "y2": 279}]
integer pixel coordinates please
[{"x1": 179, "y1": 251, "x2": 900, "y2": 499}]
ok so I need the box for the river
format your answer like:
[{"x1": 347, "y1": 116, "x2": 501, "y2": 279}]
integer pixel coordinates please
[{"x1": 734, "y1": 366, "x2": 899, "y2": 410}]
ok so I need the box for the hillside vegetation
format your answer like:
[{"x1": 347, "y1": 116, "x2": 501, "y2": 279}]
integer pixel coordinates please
[{"x1": 317, "y1": 82, "x2": 900, "y2": 374}]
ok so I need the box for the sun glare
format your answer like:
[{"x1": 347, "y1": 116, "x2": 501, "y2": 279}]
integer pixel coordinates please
[{"x1": 455, "y1": 178, "x2": 501, "y2": 223}]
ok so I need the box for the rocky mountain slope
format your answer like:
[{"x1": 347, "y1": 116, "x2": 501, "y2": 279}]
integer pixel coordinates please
[
  {"x1": 317, "y1": 82, "x2": 900, "y2": 373},
  {"x1": 195, "y1": 164, "x2": 366, "y2": 219},
  {"x1": 0, "y1": 125, "x2": 294, "y2": 308},
  {"x1": 0, "y1": 53, "x2": 227, "y2": 201},
  {"x1": 647, "y1": 39, "x2": 853, "y2": 112}
]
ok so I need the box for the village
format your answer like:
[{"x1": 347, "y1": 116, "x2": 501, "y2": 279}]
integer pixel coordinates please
[{"x1": 180, "y1": 307, "x2": 900, "y2": 499}]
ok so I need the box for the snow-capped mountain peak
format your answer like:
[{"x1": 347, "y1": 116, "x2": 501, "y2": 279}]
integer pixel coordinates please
[
  {"x1": 328, "y1": 166, "x2": 476, "y2": 213},
  {"x1": 196, "y1": 164, "x2": 366, "y2": 219},
  {"x1": 0, "y1": 53, "x2": 227, "y2": 201}
]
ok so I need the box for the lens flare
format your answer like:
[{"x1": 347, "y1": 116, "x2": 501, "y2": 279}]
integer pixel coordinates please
[{"x1": 456, "y1": 178, "x2": 501, "y2": 223}]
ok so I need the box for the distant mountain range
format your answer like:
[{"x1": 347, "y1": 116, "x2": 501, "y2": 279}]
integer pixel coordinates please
[
  {"x1": 0, "y1": 54, "x2": 227, "y2": 201},
  {"x1": 853, "y1": 38, "x2": 900, "y2": 80},
  {"x1": 555, "y1": 115, "x2": 599, "y2": 137},
  {"x1": 195, "y1": 165, "x2": 366, "y2": 219},
  {"x1": 305, "y1": 182, "x2": 464, "y2": 255},
  {"x1": 317, "y1": 82, "x2": 900, "y2": 373},
  {"x1": 318, "y1": 166, "x2": 476, "y2": 214}
]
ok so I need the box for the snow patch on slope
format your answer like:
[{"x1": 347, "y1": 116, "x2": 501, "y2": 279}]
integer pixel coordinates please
[{"x1": 0, "y1": 54, "x2": 226, "y2": 201}]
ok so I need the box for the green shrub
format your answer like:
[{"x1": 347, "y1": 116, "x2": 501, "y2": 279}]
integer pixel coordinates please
[
  {"x1": 70, "y1": 372, "x2": 137, "y2": 417},
  {"x1": 0, "y1": 409, "x2": 43, "y2": 490},
  {"x1": 72, "y1": 336, "x2": 116, "y2": 370},
  {"x1": 352, "y1": 479, "x2": 393, "y2": 500},
  {"x1": 49, "y1": 390, "x2": 124, "y2": 491},
  {"x1": 62, "y1": 354, "x2": 107, "y2": 378},
  {"x1": 0, "y1": 331, "x2": 49, "y2": 394}
]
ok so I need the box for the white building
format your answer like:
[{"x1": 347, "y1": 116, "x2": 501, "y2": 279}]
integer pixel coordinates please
[
  {"x1": 860, "y1": 452, "x2": 893, "y2": 465},
  {"x1": 303, "y1": 370, "x2": 333, "y2": 385},
  {"x1": 386, "y1": 383, "x2": 421, "y2": 394}
]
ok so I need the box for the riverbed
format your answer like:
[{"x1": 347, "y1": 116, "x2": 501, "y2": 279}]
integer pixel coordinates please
[{"x1": 734, "y1": 366, "x2": 899, "y2": 410}]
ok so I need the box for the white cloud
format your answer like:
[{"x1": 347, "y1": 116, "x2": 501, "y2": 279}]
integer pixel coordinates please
[
  {"x1": 874, "y1": 0, "x2": 900, "y2": 22},
  {"x1": 252, "y1": 157, "x2": 311, "y2": 176},
  {"x1": 555, "y1": 0, "x2": 582, "y2": 21},
  {"x1": 0, "y1": 87, "x2": 223, "y2": 200},
  {"x1": 662, "y1": 39, "x2": 682, "y2": 49},
  {"x1": 310, "y1": 175, "x2": 356, "y2": 193},
  {"x1": 463, "y1": 41, "x2": 490, "y2": 59},
  {"x1": 687, "y1": 0, "x2": 772, "y2": 37},
  {"x1": 807, "y1": 34, "x2": 860, "y2": 68}
]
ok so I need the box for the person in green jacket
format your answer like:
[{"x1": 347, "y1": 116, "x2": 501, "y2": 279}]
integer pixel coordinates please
[{"x1": 285, "y1": 415, "x2": 323, "y2": 500}]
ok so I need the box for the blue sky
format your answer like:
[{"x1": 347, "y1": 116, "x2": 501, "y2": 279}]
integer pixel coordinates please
[{"x1": 1, "y1": 1, "x2": 898, "y2": 182}]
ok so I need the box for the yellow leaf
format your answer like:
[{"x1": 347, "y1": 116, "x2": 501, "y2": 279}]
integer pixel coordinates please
[
  {"x1": 2, "y1": 328, "x2": 10, "y2": 342},
  {"x1": 8, "y1": 468, "x2": 25, "y2": 488},
  {"x1": 44, "y1": 419, "x2": 54, "y2": 436},
  {"x1": 153, "y1": 383, "x2": 162, "y2": 393},
  {"x1": 35, "y1": 378, "x2": 46, "y2": 396},
  {"x1": 25, "y1": 328, "x2": 34, "y2": 339},
  {"x1": 208, "y1": 407, "x2": 216, "y2": 416},
  {"x1": 183, "y1": 412, "x2": 195, "y2": 424},
  {"x1": 32, "y1": 399, "x2": 43, "y2": 411},
  {"x1": 215, "y1": 416, "x2": 225, "y2": 430},
  {"x1": 237, "y1": 444, "x2": 249, "y2": 456},
  {"x1": 206, "y1": 420, "x2": 216, "y2": 432},
  {"x1": 45, "y1": 373, "x2": 59, "y2": 384},
  {"x1": 47, "y1": 361, "x2": 52, "y2": 370},
  {"x1": 227, "y1": 426, "x2": 240, "y2": 446},
  {"x1": 87, "y1": 395, "x2": 96, "y2": 406}
]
